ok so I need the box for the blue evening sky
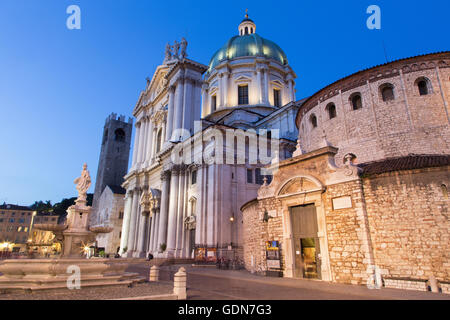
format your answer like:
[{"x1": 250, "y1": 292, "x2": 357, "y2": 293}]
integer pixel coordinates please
[{"x1": 0, "y1": 0, "x2": 448, "y2": 205}]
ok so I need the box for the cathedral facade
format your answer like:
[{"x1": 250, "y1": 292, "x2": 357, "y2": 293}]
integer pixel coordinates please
[{"x1": 119, "y1": 15, "x2": 298, "y2": 259}]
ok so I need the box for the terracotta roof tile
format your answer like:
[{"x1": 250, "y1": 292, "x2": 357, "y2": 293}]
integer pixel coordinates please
[{"x1": 358, "y1": 154, "x2": 450, "y2": 176}]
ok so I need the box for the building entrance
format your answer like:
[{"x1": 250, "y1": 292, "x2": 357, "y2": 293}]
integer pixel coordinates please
[{"x1": 290, "y1": 204, "x2": 321, "y2": 279}]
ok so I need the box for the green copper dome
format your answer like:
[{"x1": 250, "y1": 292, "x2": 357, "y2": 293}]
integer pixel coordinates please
[{"x1": 208, "y1": 33, "x2": 288, "y2": 72}]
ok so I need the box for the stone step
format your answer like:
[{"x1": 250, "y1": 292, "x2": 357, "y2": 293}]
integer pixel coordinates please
[{"x1": 0, "y1": 273, "x2": 145, "y2": 293}]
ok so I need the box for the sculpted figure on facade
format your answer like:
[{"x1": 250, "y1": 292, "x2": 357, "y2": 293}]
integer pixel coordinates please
[
  {"x1": 180, "y1": 37, "x2": 188, "y2": 59},
  {"x1": 184, "y1": 215, "x2": 196, "y2": 230},
  {"x1": 172, "y1": 40, "x2": 180, "y2": 59},
  {"x1": 164, "y1": 42, "x2": 172, "y2": 62}
]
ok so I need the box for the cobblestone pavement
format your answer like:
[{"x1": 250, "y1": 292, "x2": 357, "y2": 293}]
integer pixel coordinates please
[
  {"x1": 127, "y1": 263, "x2": 450, "y2": 300},
  {"x1": 0, "y1": 281, "x2": 173, "y2": 300}
]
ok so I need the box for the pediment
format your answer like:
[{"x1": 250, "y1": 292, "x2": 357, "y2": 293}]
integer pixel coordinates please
[
  {"x1": 221, "y1": 109, "x2": 262, "y2": 127},
  {"x1": 278, "y1": 177, "x2": 322, "y2": 197},
  {"x1": 234, "y1": 75, "x2": 252, "y2": 83},
  {"x1": 270, "y1": 79, "x2": 284, "y2": 88}
]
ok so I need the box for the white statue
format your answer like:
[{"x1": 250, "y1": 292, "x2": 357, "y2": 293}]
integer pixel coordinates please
[
  {"x1": 164, "y1": 42, "x2": 172, "y2": 61},
  {"x1": 74, "y1": 163, "x2": 91, "y2": 205},
  {"x1": 172, "y1": 40, "x2": 180, "y2": 58},
  {"x1": 180, "y1": 37, "x2": 188, "y2": 59}
]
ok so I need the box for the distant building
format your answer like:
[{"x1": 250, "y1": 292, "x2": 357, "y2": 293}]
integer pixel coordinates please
[
  {"x1": 29, "y1": 212, "x2": 61, "y2": 256},
  {"x1": 0, "y1": 203, "x2": 34, "y2": 254},
  {"x1": 94, "y1": 185, "x2": 126, "y2": 255}
]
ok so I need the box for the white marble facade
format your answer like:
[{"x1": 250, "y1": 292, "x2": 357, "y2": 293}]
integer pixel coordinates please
[{"x1": 119, "y1": 16, "x2": 300, "y2": 259}]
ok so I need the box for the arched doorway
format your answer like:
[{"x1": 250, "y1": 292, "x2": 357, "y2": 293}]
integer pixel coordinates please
[{"x1": 275, "y1": 175, "x2": 331, "y2": 281}]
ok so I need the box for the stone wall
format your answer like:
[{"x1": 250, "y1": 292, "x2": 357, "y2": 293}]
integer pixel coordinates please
[
  {"x1": 322, "y1": 180, "x2": 372, "y2": 285},
  {"x1": 383, "y1": 278, "x2": 428, "y2": 291},
  {"x1": 363, "y1": 167, "x2": 450, "y2": 283}
]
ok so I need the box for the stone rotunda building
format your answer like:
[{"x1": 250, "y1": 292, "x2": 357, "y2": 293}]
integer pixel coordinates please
[{"x1": 242, "y1": 52, "x2": 450, "y2": 292}]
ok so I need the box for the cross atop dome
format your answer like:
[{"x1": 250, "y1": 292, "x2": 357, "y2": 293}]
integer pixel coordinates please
[{"x1": 238, "y1": 9, "x2": 256, "y2": 36}]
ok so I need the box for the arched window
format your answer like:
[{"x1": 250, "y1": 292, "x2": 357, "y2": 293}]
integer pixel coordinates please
[
  {"x1": 245, "y1": 27, "x2": 248, "y2": 35},
  {"x1": 416, "y1": 77, "x2": 432, "y2": 96},
  {"x1": 350, "y1": 94, "x2": 363, "y2": 110},
  {"x1": 156, "y1": 129, "x2": 162, "y2": 153},
  {"x1": 251, "y1": 27, "x2": 253, "y2": 34},
  {"x1": 326, "y1": 103, "x2": 337, "y2": 119},
  {"x1": 380, "y1": 84, "x2": 395, "y2": 102},
  {"x1": 310, "y1": 114, "x2": 318, "y2": 128},
  {"x1": 114, "y1": 128, "x2": 125, "y2": 142}
]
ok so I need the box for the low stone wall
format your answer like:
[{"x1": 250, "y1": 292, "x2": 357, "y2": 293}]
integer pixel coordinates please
[{"x1": 383, "y1": 278, "x2": 428, "y2": 291}]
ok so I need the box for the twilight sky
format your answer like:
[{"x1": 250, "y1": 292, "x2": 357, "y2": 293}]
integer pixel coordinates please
[{"x1": 0, "y1": 0, "x2": 448, "y2": 205}]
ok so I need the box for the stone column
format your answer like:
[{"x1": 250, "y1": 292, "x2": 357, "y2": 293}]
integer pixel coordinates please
[
  {"x1": 263, "y1": 68, "x2": 269, "y2": 104},
  {"x1": 161, "y1": 120, "x2": 166, "y2": 144},
  {"x1": 183, "y1": 79, "x2": 193, "y2": 135},
  {"x1": 166, "y1": 86, "x2": 175, "y2": 141},
  {"x1": 173, "y1": 80, "x2": 184, "y2": 141},
  {"x1": 126, "y1": 190, "x2": 140, "y2": 256},
  {"x1": 151, "y1": 127, "x2": 157, "y2": 159},
  {"x1": 222, "y1": 72, "x2": 229, "y2": 107},
  {"x1": 136, "y1": 120, "x2": 146, "y2": 164},
  {"x1": 119, "y1": 191, "x2": 133, "y2": 255},
  {"x1": 145, "y1": 119, "x2": 154, "y2": 165},
  {"x1": 288, "y1": 79, "x2": 294, "y2": 102},
  {"x1": 149, "y1": 212, "x2": 156, "y2": 252},
  {"x1": 201, "y1": 83, "x2": 209, "y2": 117},
  {"x1": 144, "y1": 118, "x2": 151, "y2": 163},
  {"x1": 152, "y1": 210, "x2": 160, "y2": 252},
  {"x1": 175, "y1": 168, "x2": 186, "y2": 257},
  {"x1": 206, "y1": 165, "x2": 215, "y2": 246},
  {"x1": 166, "y1": 168, "x2": 180, "y2": 256},
  {"x1": 136, "y1": 210, "x2": 149, "y2": 258},
  {"x1": 195, "y1": 167, "x2": 203, "y2": 245},
  {"x1": 157, "y1": 171, "x2": 171, "y2": 254},
  {"x1": 131, "y1": 123, "x2": 141, "y2": 168},
  {"x1": 256, "y1": 69, "x2": 263, "y2": 104}
]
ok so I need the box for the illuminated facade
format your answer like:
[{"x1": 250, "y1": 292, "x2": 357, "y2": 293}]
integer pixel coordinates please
[
  {"x1": 119, "y1": 14, "x2": 300, "y2": 259},
  {"x1": 0, "y1": 204, "x2": 34, "y2": 254}
]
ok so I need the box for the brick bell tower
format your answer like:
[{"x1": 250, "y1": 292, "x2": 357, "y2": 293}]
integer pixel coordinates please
[{"x1": 91, "y1": 113, "x2": 133, "y2": 215}]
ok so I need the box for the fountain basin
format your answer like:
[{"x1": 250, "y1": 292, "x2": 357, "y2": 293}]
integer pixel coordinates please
[
  {"x1": 0, "y1": 258, "x2": 144, "y2": 292},
  {"x1": 34, "y1": 224, "x2": 67, "y2": 232}
]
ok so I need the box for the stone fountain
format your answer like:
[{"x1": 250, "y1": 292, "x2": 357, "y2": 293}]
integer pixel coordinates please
[{"x1": 0, "y1": 164, "x2": 144, "y2": 292}]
